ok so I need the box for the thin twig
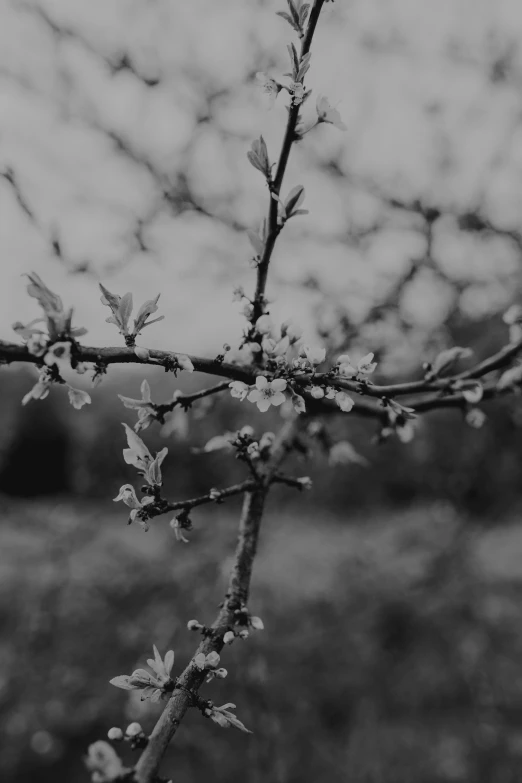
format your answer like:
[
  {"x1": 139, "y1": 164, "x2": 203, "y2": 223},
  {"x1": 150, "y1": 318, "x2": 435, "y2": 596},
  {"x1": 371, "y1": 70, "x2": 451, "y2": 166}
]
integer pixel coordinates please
[
  {"x1": 164, "y1": 480, "x2": 259, "y2": 513},
  {"x1": 252, "y1": 0, "x2": 326, "y2": 321},
  {"x1": 157, "y1": 381, "x2": 231, "y2": 414}
]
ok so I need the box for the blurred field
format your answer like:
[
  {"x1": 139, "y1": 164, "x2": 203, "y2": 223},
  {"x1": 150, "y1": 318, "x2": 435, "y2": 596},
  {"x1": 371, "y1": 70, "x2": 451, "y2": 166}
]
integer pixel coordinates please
[{"x1": 3, "y1": 492, "x2": 522, "y2": 783}]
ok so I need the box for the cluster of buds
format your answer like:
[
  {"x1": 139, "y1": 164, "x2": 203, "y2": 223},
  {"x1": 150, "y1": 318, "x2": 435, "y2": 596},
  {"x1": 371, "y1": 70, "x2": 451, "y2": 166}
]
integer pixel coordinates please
[
  {"x1": 223, "y1": 605, "x2": 265, "y2": 644},
  {"x1": 335, "y1": 352, "x2": 377, "y2": 381},
  {"x1": 379, "y1": 399, "x2": 417, "y2": 443},
  {"x1": 99, "y1": 283, "x2": 164, "y2": 348},
  {"x1": 193, "y1": 651, "x2": 228, "y2": 682},
  {"x1": 119, "y1": 380, "x2": 158, "y2": 432},
  {"x1": 227, "y1": 311, "x2": 302, "y2": 367},
  {"x1": 113, "y1": 426, "x2": 169, "y2": 529},
  {"x1": 14, "y1": 274, "x2": 97, "y2": 408},
  {"x1": 107, "y1": 721, "x2": 148, "y2": 750}
]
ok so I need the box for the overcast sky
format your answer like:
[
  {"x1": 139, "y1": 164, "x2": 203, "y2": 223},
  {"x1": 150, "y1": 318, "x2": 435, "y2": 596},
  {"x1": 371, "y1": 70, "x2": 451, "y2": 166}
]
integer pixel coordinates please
[{"x1": 1, "y1": 0, "x2": 522, "y2": 359}]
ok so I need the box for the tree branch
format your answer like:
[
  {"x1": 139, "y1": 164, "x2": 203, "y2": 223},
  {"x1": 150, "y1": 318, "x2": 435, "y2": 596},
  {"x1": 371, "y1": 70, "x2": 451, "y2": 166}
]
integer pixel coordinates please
[
  {"x1": 3, "y1": 334, "x2": 522, "y2": 424},
  {"x1": 158, "y1": 382, "x2": 231, "y2": 413},
  {"x1": 252, "y1": 0, "x2": 326, "y2": 321},
  {"x1": 133, "y1": 419, "x2": 299, "y2": 783},
  {"x1": 163, "y1": 479, "x2": 258, "y2": 513}
]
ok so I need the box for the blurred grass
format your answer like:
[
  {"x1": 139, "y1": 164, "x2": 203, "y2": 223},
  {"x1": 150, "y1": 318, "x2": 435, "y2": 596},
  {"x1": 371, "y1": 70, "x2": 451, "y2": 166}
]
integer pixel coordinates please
[{"x1": 3, "y1": 496, "x2": 522, "y2": 782}]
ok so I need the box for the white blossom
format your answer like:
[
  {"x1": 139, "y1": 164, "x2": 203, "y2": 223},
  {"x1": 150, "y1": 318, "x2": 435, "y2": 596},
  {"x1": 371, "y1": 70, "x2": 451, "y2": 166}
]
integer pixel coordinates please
[
  {"x1": 85, "y1": 741, "x2": 125, "y2": 782},
  {"x1": 229, "y1": 381, "x2": 250, "y2": 401},
  {"x1": 110, "y1": 645, "x2": 174, "y2": 703},
  {"x1": 281, "y1": 320, "x2": 303, "y2": 343},
  {"x1": 291, "y1": 393, "x2": 307, "y2": 413},
  {"x1": 21, "y1": 367, "x2": 54, "y2": 405},
  {"x1": 67, "y1": 387, "x2": 92, "y2": 410},
  {"x1": 335, "y1": 391, "x2": 355, "y2": 412},
  {"x1": 247, "y1": 377, "x2": 287, "y2": 412},
  {"x1": 466, "y1": 408, "x2": 486, "y2": 428},
  {"x1": 337, "y1": 352, "x2": 377, "y2": 380},
  {"x1": 461, "y1": 382, "x2": 483, "y2": 404},
  {"x1": 113, "y1": 484, "x2": 154, "y2": 526},
  {"x1": 177, "y1": 354, "x2": 194, "y2": 373},
  {"x1": 316, "y1": 95, "x2": 347, "y2": 130},
  {"x1": 256, "y1": 72, "x2": 281, "y2": 108},
  {"x1": 302, "y1": 345, "x2": 326, "y2": 365},
  {"x1": 255, "y1": 314, "x2": 273, "y2": 335}
]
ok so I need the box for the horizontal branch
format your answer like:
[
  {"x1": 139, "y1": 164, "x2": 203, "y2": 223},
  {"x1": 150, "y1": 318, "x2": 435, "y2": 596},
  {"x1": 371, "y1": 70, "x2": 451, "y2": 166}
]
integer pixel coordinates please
[
  {"x1": 0, "y1": 340, "x2": 255, "y2": 384},
  {"x1": 164, "y1": 480, "x2": 258, "y2": 513},
  {"x1": 309, "y1": 337, "x2": 522, "y2": 399},
  {"x1": 2, "y1": 334, "x2": 521, "y2": 424},
  {"x1": 154, "y1": 382, "x2": 231, "y2": 418}
]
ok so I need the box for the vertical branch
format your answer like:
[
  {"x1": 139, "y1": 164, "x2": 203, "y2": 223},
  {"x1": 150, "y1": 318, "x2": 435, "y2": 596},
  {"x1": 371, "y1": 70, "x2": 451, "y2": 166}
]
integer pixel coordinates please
[
  {"x1": 134, "y1": 419, "x2": 299, "y2": 783},
  {"x1": 252, "y1": 0, "x2": 326, "y2": 321},
  {"x1": 134, "y1": 490, "x2": 266, "y2": 783}
]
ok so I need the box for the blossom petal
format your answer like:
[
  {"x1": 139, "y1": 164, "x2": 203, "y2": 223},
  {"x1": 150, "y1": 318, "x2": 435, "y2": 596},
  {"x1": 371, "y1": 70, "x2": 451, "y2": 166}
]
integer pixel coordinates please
[
  {"x1": 109, "y1": 675, "x2": 134, "y2": 690},
  {"x1": 164, "y1": 650, "x2": 175, "y2": 675}
]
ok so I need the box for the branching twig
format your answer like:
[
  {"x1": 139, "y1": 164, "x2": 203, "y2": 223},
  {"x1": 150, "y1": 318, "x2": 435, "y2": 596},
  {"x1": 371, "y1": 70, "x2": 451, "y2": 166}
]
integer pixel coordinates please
[
  {"x1": 252, "y1": 0, "x2": 327, "y2": 321},
  {"x1": 133, "y1": 419, "x2": 299, "y2": 783},
  {"x1": 2, "y1": 333, "x2": 522, "y2": 424},
  {"x1": 164, "y1": 480, "x2": 259, "y2": 513}
]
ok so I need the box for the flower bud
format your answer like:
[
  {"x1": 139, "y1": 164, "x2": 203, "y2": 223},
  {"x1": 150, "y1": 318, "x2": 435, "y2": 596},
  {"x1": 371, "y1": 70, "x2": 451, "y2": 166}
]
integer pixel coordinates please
[
  {"x1": 107, "y1": 727, "x2": 123, "y2": 741},
  {"x1": 215, "y1": 668, "x2": 228, "y2": 679},
  {"x1": 255, "y1": 314, "x2": 273, "y2": 335},
  {"x1": 187, "y1": 620, "x2": 202, "y2": 631},
  {"x1": 238, "y1": 629, "x2": 250, "y2": 640},
  {"x1": 250, "y1": 616, "x2": 264, "y2": 631},
  {"x1": 223, "y1": 631, "x2": 235, "y2": 644},
  {"x1": 177, "y1": 354, "x2": 194, "y2": 372},
  {"x1": 205, "y1": 651, "x2": 221, "y2": 669},
  {"x1": 125, "y1": 722, "x2": 143, "y2": 737}
]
